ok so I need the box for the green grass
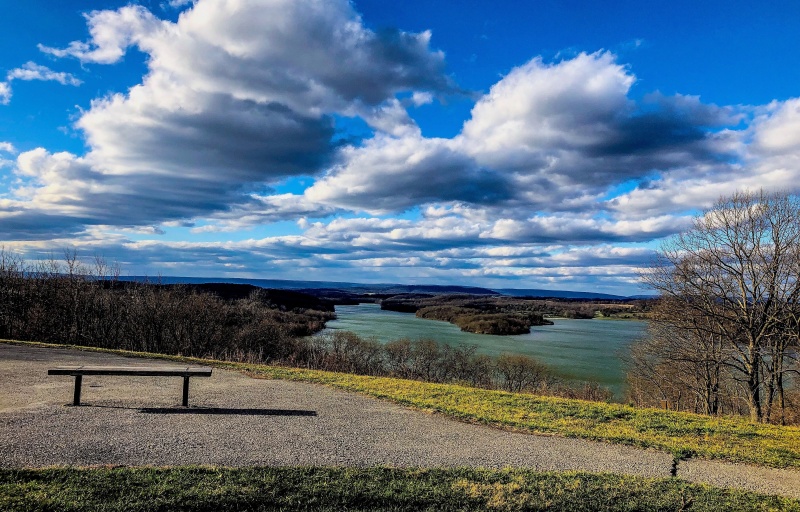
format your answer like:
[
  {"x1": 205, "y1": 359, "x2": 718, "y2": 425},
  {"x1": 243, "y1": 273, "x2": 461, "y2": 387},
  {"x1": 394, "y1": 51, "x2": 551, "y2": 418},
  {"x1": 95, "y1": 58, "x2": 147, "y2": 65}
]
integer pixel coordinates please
[
  {"x1": 1, "y1": 467, "x2": 798, "y2": 512},
  {"x1": 5, "y1": 339, "x2": 800, "y2": 469}
]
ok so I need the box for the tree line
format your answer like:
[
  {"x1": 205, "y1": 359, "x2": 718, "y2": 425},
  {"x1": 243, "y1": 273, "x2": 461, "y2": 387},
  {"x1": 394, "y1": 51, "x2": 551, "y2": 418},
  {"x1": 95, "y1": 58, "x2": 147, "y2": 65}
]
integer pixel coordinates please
[
  {"x1": 628, "y1": 191, "x2": 800, "y2": 425},
  {"x1": 0, "y1": 250, "x2": 333, "y2": 360},
  {"x1": 303, "y1": 331, "x2": 612, "y2": 400}
]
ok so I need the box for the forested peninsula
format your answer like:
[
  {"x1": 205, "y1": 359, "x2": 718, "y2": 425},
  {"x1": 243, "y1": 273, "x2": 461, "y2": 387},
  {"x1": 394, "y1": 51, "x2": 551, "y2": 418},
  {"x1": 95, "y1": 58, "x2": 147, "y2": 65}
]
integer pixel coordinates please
[{"x1": 379, "y1": 294, "x2": 651, "y2": 335}]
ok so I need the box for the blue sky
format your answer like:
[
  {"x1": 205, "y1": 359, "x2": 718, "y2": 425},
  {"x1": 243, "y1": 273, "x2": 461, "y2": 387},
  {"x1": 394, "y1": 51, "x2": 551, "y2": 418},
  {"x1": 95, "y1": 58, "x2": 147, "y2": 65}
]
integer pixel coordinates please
[{"x1": 1, "y1": 0, "x2": 799, "y2": 295}]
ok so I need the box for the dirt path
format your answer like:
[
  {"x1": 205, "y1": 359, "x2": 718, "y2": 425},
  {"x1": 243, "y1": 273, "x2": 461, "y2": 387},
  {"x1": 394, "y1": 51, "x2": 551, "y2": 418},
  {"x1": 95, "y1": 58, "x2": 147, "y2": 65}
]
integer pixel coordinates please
[{"x1": 2, "y1": 343, "x2": 799, "y2": 499}]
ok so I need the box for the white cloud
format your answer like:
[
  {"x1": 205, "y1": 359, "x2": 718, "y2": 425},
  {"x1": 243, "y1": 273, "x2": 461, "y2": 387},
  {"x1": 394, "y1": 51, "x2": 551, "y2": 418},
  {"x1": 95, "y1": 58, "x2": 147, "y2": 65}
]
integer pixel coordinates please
[
  {"x1": 7, "y1": 62, "x2": 82, "y2": 86},
  {"x1": 305, "y1": 51, "x2": 738, "y2": 217},
  {"x1": 0, "y1": 62, "x2": 82, "y2": 105},
  {"x1": 18, "y1": 4, "x2": 745, "y2": 248},
  {"x1": 0, "y1": 82, "x2": 10, "y2": 104},
  {"x1": 13, "y1": 149, "x2": 102, "y2": 210},
  {"x1": 460, "y1": 52, "x2": 634, "y2": 166},
  {"x1": 42, "y1": 0, "x2": 450, "y2": 111},
  {"x1": 411, "y1": 91, "x2": 434, "y2": 106},
  {"x1": 752, "y1": 98, "x2": 800, "y2": 155},
  {"x1": 486, "y1": 212, "x2": 688, "y2": 244},
  {"x1": 456, "y1": 52, "x2": 735, "y2": 207},
  {"x1": 306, "y1": 134, "x2": 511, "y2": 213},
  {"x1": 357, "y1": 99, "x2": 422, "y2": 138},
  {"x1": 607, "y1": 97, "x2": 800, "y2": 218},
  {"x1": 39, "y1": 6, "x2": 163, "y2": 64}
]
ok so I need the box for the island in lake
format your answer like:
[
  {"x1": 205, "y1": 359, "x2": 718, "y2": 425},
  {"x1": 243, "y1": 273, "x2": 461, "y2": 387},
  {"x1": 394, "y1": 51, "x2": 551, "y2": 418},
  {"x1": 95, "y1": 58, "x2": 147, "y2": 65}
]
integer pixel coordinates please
[{"x1": 377, "y1": 293, "x2": 651, "y2": 335}]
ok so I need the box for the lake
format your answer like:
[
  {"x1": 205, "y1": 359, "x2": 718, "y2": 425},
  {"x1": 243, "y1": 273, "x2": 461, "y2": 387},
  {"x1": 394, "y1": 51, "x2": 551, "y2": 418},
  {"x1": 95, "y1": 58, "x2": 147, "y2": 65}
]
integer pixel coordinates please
[{"x1": 321, "y1": 303, "x2": 648, "y2": 398}]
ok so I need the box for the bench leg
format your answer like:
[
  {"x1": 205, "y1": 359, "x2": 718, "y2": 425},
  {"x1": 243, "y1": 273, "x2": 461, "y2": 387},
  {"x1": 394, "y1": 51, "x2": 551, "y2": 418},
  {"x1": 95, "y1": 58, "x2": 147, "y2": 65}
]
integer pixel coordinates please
[
  {"x1": 73, "y1": 375, "x2": 82, "y2": 406},
  {"x1": 182, "y1": 376, "x2": 190, "y2": 407}
]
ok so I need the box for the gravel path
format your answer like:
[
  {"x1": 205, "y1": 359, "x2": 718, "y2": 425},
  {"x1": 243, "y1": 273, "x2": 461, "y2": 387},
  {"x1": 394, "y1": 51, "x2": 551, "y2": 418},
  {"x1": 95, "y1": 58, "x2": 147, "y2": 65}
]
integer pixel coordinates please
[{"x1": 2, "y1": 343, "x2": 799, "y2": 499}]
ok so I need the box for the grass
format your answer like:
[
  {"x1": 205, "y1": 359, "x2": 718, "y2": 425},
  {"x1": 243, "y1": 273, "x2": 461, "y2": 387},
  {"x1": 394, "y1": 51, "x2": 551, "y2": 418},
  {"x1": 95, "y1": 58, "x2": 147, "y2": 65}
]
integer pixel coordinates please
[
  {"x1": 2, "y1": 467, "x2": 799, "y2": 512},
  {"x1": 5, "y1": 339, "x2": 800, "y2": 469}
]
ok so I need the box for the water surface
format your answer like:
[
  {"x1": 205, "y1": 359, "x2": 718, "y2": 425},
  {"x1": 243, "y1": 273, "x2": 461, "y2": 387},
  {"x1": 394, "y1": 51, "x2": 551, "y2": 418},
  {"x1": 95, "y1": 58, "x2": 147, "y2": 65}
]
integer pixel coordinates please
[{"x1": 322, "y1": 303, "x2": 648, "y2": 398}]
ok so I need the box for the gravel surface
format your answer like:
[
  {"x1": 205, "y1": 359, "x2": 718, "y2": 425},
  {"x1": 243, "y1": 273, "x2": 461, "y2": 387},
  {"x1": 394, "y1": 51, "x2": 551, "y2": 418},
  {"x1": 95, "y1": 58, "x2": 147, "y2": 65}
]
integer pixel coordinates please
[
  {"x1": 2, "y1": 343, "x2": 799, "y2": 499},
  {"x1": 680, "y1": 458, "x2": 800, "y2": 499}
]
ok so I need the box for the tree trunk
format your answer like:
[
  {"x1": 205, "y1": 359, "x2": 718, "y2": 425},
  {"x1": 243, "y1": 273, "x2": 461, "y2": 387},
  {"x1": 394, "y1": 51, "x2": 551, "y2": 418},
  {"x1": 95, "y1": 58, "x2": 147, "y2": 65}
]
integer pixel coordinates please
[{"x1": 746, "y1": 356, "x2": 762, "y2": 423}]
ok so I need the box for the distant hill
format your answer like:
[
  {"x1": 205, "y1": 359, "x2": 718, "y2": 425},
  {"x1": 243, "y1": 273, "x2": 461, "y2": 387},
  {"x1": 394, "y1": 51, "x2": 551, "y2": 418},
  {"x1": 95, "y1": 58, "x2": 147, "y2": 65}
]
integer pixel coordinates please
[
  {"x1": 493, "y1": 288, "x2": 630, "y2": 300},
  {"x1": 119, "y1": 276, "x2": 649, "y2": 300},
  {"x1": 346, "y1": 284, "x2": 499, "y2": 295},
  {"x1": 119, "y1": 276, "x2": 498, "y2": 296},
  {"x1": 120, "y1": 276, "x2": 372, "y2": 290}
]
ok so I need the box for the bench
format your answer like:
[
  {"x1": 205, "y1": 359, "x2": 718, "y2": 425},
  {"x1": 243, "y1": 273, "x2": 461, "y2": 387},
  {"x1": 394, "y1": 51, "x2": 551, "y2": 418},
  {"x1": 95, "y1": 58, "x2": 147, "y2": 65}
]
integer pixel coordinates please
[{"x1": 48, "y1": 366, "x2": 212, "y2": 406}]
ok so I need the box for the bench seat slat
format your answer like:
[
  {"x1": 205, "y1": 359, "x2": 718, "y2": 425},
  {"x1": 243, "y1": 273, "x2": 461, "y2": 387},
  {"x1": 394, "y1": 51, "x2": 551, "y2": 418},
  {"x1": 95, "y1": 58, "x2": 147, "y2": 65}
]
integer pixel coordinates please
[{"x1": 48, "y1": 366, "x2": 212, "y2": 377}]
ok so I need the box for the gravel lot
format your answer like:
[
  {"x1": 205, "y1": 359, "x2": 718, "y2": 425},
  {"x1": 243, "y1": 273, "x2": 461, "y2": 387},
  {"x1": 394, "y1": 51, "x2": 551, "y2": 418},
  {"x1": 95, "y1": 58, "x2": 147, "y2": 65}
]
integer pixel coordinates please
[{"x1": 1, "y1": 342, "x2": 799, "y2": 499}]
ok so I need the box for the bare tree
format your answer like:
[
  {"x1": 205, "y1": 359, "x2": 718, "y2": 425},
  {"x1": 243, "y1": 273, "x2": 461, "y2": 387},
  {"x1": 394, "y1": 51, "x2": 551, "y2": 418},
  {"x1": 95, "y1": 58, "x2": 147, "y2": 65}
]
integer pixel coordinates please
[
  {"x1": 496, "y1": 353, "x2": 551, "y2": 393},
  {"x1": 627, "y1": 298, "x2": 727, "y2": 415},
  {"x1": 641, "y1": 190, "x2": 800, "y2": 422}
]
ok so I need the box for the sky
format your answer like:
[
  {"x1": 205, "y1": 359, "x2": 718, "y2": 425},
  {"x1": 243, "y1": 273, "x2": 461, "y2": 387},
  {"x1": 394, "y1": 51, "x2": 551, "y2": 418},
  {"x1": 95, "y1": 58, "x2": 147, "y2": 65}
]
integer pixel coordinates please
[{"x1": 1, "y1": 0, "x2": 800, "y2": 295}]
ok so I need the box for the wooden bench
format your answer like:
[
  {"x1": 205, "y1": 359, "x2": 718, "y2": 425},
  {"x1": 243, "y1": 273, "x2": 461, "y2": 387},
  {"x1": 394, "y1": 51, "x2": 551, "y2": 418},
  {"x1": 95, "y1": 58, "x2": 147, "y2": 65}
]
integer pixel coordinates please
[{"x1": 48, "y1": 366, "x2": 212, "y2": 406}]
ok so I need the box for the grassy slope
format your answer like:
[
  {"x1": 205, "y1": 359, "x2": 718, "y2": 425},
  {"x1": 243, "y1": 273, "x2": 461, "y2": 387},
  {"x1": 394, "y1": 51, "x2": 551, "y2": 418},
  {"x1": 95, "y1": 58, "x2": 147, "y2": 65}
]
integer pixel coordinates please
[
  {"x1": 5, "y1": 340, "x2": 800, "y2": 469},
  {"x1": 2, "y1": 467, "x2": 799, "y2": 512}
]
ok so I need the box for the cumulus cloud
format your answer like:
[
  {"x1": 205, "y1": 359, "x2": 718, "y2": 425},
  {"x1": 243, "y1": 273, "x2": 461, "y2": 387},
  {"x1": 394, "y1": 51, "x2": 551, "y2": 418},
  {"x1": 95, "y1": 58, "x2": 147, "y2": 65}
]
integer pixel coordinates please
[
  {"x1": 79, "y1": 88, "x2": 336, "y2": 181},
  {"x1": 42, "y1": 1, "x2": 450, "y2": 110},
  {"x1": 304, "y1": 52, "x2": 740, "y2": 217},
  {"x1": 457, "y1": 53, "x2": 737, "y2": 208},
  {"x1": 461, "y1": 52, "x2": 633, "y2": 162},
  {"x1": 39, "y1": 6, "x2": 163, "y2": 64},
  {"x1": 306, "y1": 134, "x2": 513, "y2": 213},
  {"x1": 11, "y1": 0, "x2": 451, "y2": 236},
  {"x1": 607, "y1": 98, "x2": 800, "y2": 219},
  {"x1": 16, "y1": 3, "x2": 744, "y2": 247}
]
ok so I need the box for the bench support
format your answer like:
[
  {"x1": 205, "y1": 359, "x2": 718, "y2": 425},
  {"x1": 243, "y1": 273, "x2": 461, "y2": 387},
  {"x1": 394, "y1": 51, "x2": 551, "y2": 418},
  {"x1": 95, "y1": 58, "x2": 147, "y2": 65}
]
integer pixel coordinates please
[
  {"x1": 182, "y1": 376, "x2": 190, "y2": 407},
  {"x1": 71, "y1": 375, "x2": 193, "y2": 407},
  {"x1": 73, "y1": 375, "x2": 83, "y2": 406}
]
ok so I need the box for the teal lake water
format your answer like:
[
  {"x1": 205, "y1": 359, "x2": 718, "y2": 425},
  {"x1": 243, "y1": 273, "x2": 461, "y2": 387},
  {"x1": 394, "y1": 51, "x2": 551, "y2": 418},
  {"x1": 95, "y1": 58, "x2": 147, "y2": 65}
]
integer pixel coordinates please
[{"x1": 322, "y1": 303, "x2": 648, "y2": 398}]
